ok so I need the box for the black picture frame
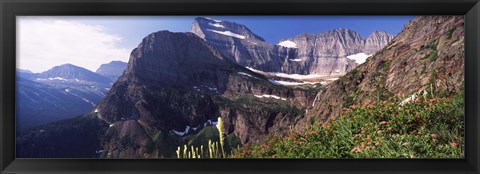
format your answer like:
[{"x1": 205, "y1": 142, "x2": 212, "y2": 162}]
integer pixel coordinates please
[{"x1": 1, "y1": 0, "x2": 479, "y2": 173}]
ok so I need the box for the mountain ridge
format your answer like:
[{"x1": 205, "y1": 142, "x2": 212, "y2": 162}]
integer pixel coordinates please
[
  {"x1": 191, "y1": 17, "x2": 395, "y2": 76},
  {"x1": 37, "y1": 63, "x2": 112, "y2": 84}
]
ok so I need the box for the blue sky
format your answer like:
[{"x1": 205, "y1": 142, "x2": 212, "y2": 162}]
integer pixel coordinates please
[
  {"x1": 72, "y1": 16, "x2": 414, "y2": 48},
  {"x1": 17, "y1": 16, "x2": 414, "y2": 73}
]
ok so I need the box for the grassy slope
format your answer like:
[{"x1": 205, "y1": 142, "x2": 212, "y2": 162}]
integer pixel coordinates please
[{"x1": 232, "y1": 89, "x2": 464, "y2": 158}]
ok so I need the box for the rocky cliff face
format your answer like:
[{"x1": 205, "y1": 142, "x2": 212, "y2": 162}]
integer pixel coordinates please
[
  {"x1": 297, "y1": 16, "x2": 464, "y2": 130},
  {"x1": 290, "y1": 29, "x2": 365, "y2": 58},
  {"x1": 96, "y1": 31, "x2": 314, "y2": 157},
  {"x1": 191, "y1": 17, "x2": 394, "y2": 76},
  {"x1": 364, "y1": 31, "x2": 396, "y2": 54},
  {"x1": 191, "y1": 17, "x2": 295, "y2": 73},
  {"x1": 97, "y1": 31, "x2": 237, "y2": 129},
  {"x1": 283, "y1": 28, "x2": 366, "y2": 75}
]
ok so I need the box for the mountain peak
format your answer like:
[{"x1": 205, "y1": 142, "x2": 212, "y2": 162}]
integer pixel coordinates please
[
  {"x1": 196, "y1": 17, "x2": 223, "y2": 23},
  {"x1": 108, "y1": 60, "x2": 127, "y2": 64},
  {"x1": 364, "y1": 31, "x2": 396, "y2": 54},
  {"x1": 368, "y1": 31, "x2": 394, "y2": 38},
  {"x1": 191, "y1": 17, "x2": 265, "y2": 42},
  {"x1": 58, "y1": 63, "x2": 76, "y2": 67},
  {"x1": 96, "y1": 61, "x2": 128, "y2": 81},
  {"x1": 120, "y1": 30, "x2": 234, "y2": 86},
  {"x1": 38, "y1": 63, "x2": 111, "y2": 83},
  {"x1": 16, "y1": 68, "x2": 33, "y2": 74},
  {"x1": 332, "y1": 28, "x2": 353, "y2": 32}
]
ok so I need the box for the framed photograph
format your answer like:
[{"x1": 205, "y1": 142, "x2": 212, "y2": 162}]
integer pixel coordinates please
[{"x1": 1, "y1": 0, "x2": 479, "y2": 173}]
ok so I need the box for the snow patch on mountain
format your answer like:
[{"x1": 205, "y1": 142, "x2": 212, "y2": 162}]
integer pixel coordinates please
[
  {"x1": 172, "y1": 126, "x2": 191, "y2": 136},
  {"x1": 246, "y1": 67, "x2": 326, "y2": 80},
  {"x1": 347, "y1": 53, "x2": 372, "y2": 64},
  {"x1": 245, "y1": 67, "x2": 264, "y2": 74},
  {"x1": 288, "y1": 59, "x2": 302, "y2": 62},
  {"x1": 270, "y1": 72, "x2": 326, "y2": 80},
  {"x1": 171, "y1": 119, "x2": 219, "y2": 136},
  {"x1": 208, "y1": 22, "x2": 225, "y2": 28},
  {"x1": 254, "y1": 94, "x2": 287, "y2": 101},
  {"x1": 237, "y1": 72, "x2": 254, "y2": 78},
  {"x1": 327, "y1": 78, "x2": 339, "y2": 81},
  {"x1": 278, "y1": 40, "x2": 298, "y2": 48},
  {"x1": 207, "y1": 29, "x2": 245, "y2": 39},
  {"x1": 204, "y1": 17, "x2": 222, "y2": 23},
  {"x1": 268, "y1": 79, "x2": 318, "y2": 86}
]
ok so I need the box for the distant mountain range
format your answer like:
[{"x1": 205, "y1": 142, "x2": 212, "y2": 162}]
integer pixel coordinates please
[{"x1": 16, "y1": 61, "x2": 127, "y2": 131}]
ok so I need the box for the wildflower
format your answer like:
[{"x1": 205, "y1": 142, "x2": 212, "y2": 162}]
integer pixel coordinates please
[
  {"x1": 182, "y1": 145, "x2": 187, "y2": 158},
  {"x1": 402, "y1": 142, "x2": 409, "y2": 146},
  {"x1": 430, "y1": 134, "x2": 439, "y2": 139},
  {"x1": 351, "y1": 147, "x2": 361, "y2": 153},
  {"x1": 176, "y1": 146, "x2": 181, "y2": 158},
  {"x1": 216, "y1": 117, "x2": 225, "y2": 157},
  {"x1": 387, "y1": 127, "x2": 393, "y2": 131},
  {"x1": 451, "y1": 143, "x2": 459, "y2": 147},
  {"x1": 379, "y1": 121, "x2": 387, "y2": 125},
  {"x1": 208, "y1": 140, "x2": 213, "y2": 158},
  {"x1": 191, "y1": 145, "x2": 196, "y2": 158}
]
